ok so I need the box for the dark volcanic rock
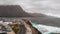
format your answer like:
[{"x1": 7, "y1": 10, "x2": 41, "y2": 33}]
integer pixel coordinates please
[{"x1": 0, "y1": 5, "x2": 31, "y2": 17}]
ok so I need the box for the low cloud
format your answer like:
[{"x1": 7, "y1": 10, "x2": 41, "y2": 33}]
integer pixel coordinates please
[{"x1": 0, "y1": 0, "x2": 60, "y2": 17}]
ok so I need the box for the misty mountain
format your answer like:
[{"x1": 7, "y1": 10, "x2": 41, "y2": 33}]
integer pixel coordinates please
[
  {"x1": 0, "y1": 5, "x2": 32, "y2": 17},
  {"x1": 28, "y1": 13, "x2": 60, "y2": 27},
  {"x1": 30, "y1": 13, "x2": 47, "y2": 17},
  {"x1": 0, "y1": 5, "x2": 60, "y2": 27}
]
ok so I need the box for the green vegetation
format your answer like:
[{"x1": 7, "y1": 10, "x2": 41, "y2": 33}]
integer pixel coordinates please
[{"x1": 9, "y1": 24, "x2": 20, "y2": 34}]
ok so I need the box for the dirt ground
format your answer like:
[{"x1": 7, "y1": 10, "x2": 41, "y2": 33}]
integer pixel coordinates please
[{"x1": 7, "y1": 30, "x2": 16, "y2": 34}]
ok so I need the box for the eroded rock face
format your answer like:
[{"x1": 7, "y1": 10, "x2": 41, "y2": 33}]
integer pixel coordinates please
[
  {"x1": 17, "y1": 25, "x2": 26, "y2": 34},
  {"x1": 0, "y1": 5, "x2": 31, "y2": 17},
  {"x1": 17, "y1": 19, "x2": 42, "y2": 34}
]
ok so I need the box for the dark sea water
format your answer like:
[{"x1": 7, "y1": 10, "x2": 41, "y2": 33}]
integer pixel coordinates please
[{"x1": 0, "y1": 17, "x2": 60, "y2": 27}]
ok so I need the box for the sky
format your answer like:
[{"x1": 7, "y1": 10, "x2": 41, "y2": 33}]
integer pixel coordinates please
[{"x1": 0, "y1": 0, "x2": 60, "y2": 17}]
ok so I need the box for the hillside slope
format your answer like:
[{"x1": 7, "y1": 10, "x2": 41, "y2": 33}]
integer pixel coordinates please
[{"x1": 0, "y1": 5, "x2": 32, "y2": 17}]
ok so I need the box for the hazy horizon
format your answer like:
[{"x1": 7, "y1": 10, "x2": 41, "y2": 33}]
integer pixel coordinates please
[{"x1": 0, "y1": 0, "x2": 60, "y2": 17}]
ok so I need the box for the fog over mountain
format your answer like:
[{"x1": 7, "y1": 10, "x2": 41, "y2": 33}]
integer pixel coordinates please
[
  {"x1": 0, "y1": 0, "x2": 59, "y2": 17},
  {"x1": 0, "y1": 0, "x2": 60, "y2": 17}
]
